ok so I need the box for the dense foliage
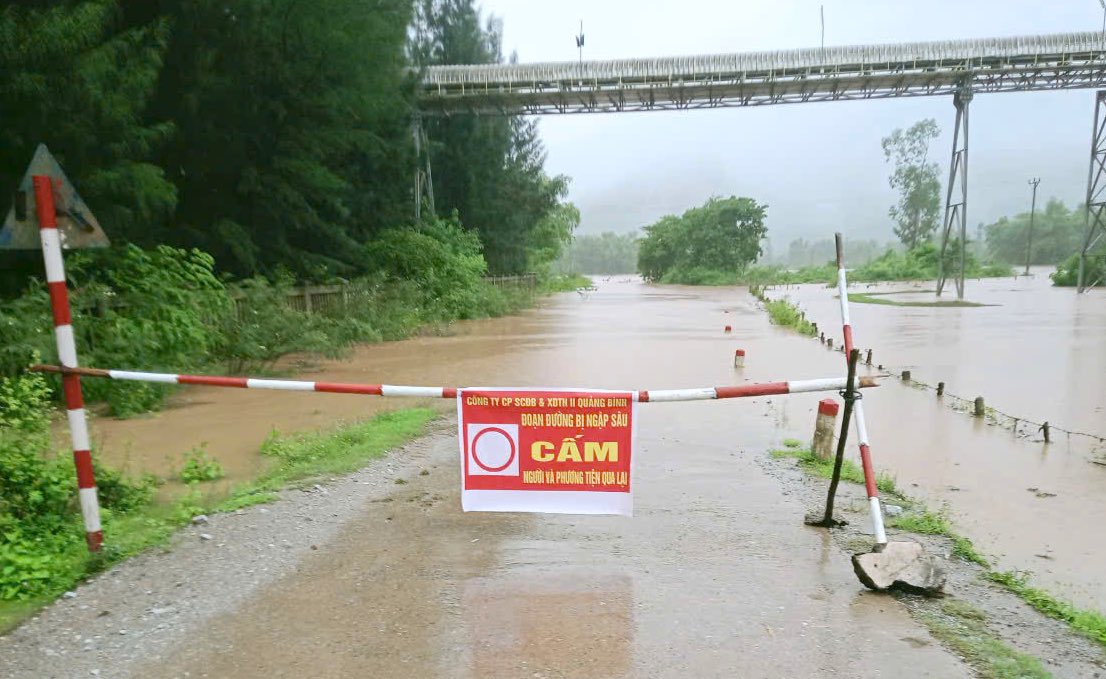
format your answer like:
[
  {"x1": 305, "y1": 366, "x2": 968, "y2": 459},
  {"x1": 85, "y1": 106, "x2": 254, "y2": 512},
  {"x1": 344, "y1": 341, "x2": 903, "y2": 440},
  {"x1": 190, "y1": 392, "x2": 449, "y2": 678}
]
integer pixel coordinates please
[
  {"x1": 410, "y1": 0, "x2": 570, "y2": 274},
  {"x1": 851, "y1": 242, "x2": 1010, "y2": 281},
  {"x1": 555, "y1": 232, "x2": 640, "y2": 275},
  {"x1": 984, "y1": 199, "x2": 1087, "y2": 266},
  {"x1": 882, "y1": 120, "x2": 942, "y2": 250},
  {"x1": 0, "y1": 370, "x2": 155, "y2": 600},
  {"x1": 0, "y1": 231, "x2": 534, "y2": 416},
  {"x1": 638, "y1": 196, "x2": 768, "y2": 283},
  {"x1": 1, "y1": 0, "x2": 572, "y2": 288},
  {"x1": 1052, "y1": 252, "x2": 1105, "y2": 287}
]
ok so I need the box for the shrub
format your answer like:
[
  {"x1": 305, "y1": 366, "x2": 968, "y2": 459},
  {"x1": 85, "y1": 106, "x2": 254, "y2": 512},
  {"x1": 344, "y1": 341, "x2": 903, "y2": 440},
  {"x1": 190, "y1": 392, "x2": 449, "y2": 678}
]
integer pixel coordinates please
[
  {"x1": 0, "y1": 371, "x2": 154, "y2": 600},
  {"x1": 0, "y1": 245, "x2": 230, "y2": 415},
  {"x1": 366, "y1": 216, "x2": 490, "y2": 320},
  {"x1": 1052, "y1": 252, "x2": 1105, "y2": 287},
  {"x1": 214, "y1": 277, "x2": 338, "y2": 373},
  {"x1": 179, "y1": 446, "x2": 225, "y2": 484}
]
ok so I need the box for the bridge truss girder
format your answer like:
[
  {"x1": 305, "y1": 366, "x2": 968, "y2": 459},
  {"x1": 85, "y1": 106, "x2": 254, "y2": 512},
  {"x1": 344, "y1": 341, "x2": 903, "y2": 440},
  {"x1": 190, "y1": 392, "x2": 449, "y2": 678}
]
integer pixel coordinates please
[{"x1": 1079, "y1": 91, "x2": 1106, "y2": 292}]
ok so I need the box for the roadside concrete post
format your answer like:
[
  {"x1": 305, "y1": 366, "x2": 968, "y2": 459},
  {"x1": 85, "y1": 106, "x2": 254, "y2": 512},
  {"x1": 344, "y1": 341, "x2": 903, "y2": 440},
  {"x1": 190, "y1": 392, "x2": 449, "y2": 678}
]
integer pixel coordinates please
[
  {"x1": 733, "y1": 349, "x2": 745, "y2": 367},
  {"x1": 974, "y1": 396, "x2": 985, "y2": 417},
  {"x1": 812, "y1": 399, "x2": 840, "y2": 461}
]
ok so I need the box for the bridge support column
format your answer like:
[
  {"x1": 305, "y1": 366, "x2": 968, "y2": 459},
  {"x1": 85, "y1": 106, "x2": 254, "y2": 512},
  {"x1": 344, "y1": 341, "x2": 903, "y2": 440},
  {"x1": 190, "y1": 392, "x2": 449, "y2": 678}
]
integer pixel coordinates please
[
  {"x1": 937, "y1": 87, "x2": 971, "y2": 299},
  {"x1": 413, "y1": 115, "x2": 435, "y2": 222},
  {"x1": 1078, "y1": 91, "x2": 1106, "y2": 293}
]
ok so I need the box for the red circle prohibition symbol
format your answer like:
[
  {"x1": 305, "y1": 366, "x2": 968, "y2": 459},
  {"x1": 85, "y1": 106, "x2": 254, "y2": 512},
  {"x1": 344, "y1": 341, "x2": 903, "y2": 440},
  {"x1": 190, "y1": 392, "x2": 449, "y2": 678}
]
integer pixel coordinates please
[{"x1": 471, "y1": 427, "x2": 516, "y2": 472}]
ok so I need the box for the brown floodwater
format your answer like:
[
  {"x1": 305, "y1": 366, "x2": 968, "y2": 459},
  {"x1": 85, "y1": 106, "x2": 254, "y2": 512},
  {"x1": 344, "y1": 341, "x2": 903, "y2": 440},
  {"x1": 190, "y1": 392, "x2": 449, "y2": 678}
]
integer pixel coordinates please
[
  {"x1": 85, "y1": 273, "x2": 1106, "y2": 623},
  {"x1": 767, "y1": 271, "x2": 1106, "y2": 610},
  {"x1": 133, "y1": 279, "x2": 968, "y2": 678}
]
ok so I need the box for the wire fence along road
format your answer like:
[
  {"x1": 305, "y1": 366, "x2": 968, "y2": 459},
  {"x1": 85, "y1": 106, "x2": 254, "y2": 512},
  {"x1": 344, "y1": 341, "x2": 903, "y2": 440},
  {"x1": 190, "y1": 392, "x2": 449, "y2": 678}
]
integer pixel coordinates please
[{"x1": 420, "y1": 31, "x2": 1106, "y2": 114}]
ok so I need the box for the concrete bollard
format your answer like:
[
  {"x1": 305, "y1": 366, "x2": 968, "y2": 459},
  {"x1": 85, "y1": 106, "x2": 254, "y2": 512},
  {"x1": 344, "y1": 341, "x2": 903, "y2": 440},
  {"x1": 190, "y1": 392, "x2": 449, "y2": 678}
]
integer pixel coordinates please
[
  {"x1": 812, "y1": 322, "x2": 818, "y2": 336},
  {"x1": 812, "y1": 399, "x2": 840, "y2": 461},
  {"x1": 827, "y1": 338, "x2": 833, "y2": 349},
  {"x1": 724, "y1": 325, "x2": 732, "y2": 333},
  {"x1": 733, "y1": 349, "x2": 746, "y2": 367},
  {"x1": 901, "y1": 370, "x2": 911, "y2": 381},
  {"x1": 937, "y1": 381, "x2": 945, "y2": 396},
  {"x1": 974, "y1": 396, "x2": 985, "y2": 417}
]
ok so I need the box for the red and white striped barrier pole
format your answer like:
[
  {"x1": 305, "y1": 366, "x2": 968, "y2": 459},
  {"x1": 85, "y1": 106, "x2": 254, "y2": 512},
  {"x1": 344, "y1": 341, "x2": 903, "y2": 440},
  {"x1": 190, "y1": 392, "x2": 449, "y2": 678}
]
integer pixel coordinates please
[
  {"x1": 33, "y1": 175, "x2": 102, "y2": 552},
  {"x1": 834, "y1": 233, "x2": 887, "y2": 545},
  {"x1": 29, "y1": 365, "x2": 879, "y2": 404}
]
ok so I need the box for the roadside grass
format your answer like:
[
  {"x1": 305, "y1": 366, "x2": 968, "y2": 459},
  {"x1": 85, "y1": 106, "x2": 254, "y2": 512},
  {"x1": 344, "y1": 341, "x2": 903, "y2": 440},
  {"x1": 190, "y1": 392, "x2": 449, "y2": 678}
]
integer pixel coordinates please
[
  {"x1": 0, "y1": 407, "x2": 437, "y2": 633},
  {"x1": 216, "y1": 408, "x2": 436, "y2": 511},
  {"x1": 986, "y1": 571, "x2": 1106, "y2": 647},
  {"x1": 540, "y1": 273, "x2": 592, "y2": 293},
  {"x1": 888, "y1": 509, "x2": 989, "y2": 566},
  {"x1": 763, "y1": 299, "x2": 817, "y2": 336},
  {"x1": 768, "y1": 441, "x2": 1106, "y2": 654},
  {"x1": 769, "y1": 446, "x2": 899, "y2": 497},
  {"x1": 916, "y1": 600, "x2": 1052, "y2": 679},
  {"x1": 847, "y1": 292, "x2": 991, "y2": 308}
]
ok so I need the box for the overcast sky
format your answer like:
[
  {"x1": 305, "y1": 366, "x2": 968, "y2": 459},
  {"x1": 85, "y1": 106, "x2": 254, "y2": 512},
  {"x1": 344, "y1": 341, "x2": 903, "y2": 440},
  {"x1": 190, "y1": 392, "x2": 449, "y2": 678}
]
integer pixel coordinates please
[{"x1": 475, "y1": 0, "x2": 1104, "y2": 247}]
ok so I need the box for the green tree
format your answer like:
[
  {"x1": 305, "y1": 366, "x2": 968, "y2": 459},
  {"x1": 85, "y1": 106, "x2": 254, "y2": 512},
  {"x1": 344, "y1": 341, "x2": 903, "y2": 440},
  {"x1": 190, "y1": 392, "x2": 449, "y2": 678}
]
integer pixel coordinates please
[
  {"x1": 882, "y1": 119, "x2": 942, "y2": 250},
  {"x1": 410, "y1": 0, "x2": 568, "y2": 274},
  {"x1": 985, "y1": 199, "x2": 1086, "y2": 266},
  {"x1": 140, "y1": 0, "x2": 414, "y2": 279},
  {"x1": 527, "y1": 202, "x2": 580, "y2": 276},
  {"x1": 0, "y1": 1, "x2": 176, "y2": 290},
  {"x1": 637, "y1": 196, "x2": 768, "y2": 282}
]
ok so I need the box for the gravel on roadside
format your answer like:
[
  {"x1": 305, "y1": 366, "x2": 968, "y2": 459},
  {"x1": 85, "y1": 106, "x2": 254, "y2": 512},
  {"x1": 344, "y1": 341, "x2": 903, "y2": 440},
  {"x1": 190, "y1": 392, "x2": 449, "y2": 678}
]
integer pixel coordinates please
[{"x1": 0, "y1": 421, "x2": 457, "y2": 679}]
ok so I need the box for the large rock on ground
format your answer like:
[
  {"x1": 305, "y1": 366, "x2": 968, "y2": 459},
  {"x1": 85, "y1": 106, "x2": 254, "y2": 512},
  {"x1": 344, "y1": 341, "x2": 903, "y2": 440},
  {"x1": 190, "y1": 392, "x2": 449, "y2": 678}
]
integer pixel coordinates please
[{"x1": 852, "y1": 540, "x2": 946, "y2": 595}]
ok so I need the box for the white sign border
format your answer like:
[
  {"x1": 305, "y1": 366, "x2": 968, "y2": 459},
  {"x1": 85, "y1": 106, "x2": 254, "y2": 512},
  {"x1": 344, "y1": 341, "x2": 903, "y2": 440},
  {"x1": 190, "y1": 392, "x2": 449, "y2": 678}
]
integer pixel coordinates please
[{"x1": 457, "y1": 387, "x2": 637, "y2": 517}]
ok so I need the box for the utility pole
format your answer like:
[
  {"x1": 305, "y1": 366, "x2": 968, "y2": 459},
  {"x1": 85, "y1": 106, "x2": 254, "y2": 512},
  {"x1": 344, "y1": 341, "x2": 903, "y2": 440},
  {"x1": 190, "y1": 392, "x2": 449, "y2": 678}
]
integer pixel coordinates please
[
  {"x1": 575, "y1": 21, "x2": 584, "y2": 66},
  {"x1": 1026, "y1": 177, "x2": 1040, "y2": 275},
  {"x1": 820, "y1": 5, "x2": 825, "y2": 51}
]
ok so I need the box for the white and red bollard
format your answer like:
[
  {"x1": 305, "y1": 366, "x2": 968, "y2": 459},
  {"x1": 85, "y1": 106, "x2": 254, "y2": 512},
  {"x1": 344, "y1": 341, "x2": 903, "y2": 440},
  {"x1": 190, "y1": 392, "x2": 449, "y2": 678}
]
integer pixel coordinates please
[
  {"x1": 723, "y1": 325, "x2": 732, "y2": 333},
  {"x1": 811, "y1": 398, "x2": 839, "y2": 461},
  {"x1": 733, "y1": 349, "x2": 745, "y2": 367},
  {"x1": 34, "y1": 175, "x2": 102, "y2": 551}
]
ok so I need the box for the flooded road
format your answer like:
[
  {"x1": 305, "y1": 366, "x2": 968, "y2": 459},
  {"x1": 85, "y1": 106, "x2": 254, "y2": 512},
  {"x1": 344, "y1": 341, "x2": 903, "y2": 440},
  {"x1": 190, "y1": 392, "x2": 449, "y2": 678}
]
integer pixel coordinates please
[
  {"x1": 768, "y1": 273, "x2": 1106, "y2": 611},
  {"x1": 84, "y1": 280, "x2": 975, "y2": 677}
]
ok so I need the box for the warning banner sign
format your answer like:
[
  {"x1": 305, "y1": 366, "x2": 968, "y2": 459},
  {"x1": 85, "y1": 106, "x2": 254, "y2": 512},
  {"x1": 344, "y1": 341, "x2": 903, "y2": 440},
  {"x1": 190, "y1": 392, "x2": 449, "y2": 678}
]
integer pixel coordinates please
[{"x1": 458, "y1": 389, "x2": 636, "y2": 516}]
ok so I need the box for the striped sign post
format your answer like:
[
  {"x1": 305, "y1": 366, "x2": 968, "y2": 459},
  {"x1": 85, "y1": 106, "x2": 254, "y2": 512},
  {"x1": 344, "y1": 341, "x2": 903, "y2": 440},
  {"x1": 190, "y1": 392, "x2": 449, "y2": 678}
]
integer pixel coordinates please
[
  {"x1": 33, "y1": 175, "x2": 103, "y2": 551},
  {"x1": 30, "y1": 364, "x2": 879, "y2": 404},
  {"x1": 834, "y1": 233, "x2": 887, "y2": 545}
]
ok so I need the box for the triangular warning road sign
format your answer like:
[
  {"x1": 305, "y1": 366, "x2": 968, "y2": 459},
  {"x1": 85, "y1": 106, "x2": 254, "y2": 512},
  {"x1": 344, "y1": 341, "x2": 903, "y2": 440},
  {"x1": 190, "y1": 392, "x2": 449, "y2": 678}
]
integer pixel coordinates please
[{"x1": 1, "y1": 144, "x2": 109, "y2": 250}]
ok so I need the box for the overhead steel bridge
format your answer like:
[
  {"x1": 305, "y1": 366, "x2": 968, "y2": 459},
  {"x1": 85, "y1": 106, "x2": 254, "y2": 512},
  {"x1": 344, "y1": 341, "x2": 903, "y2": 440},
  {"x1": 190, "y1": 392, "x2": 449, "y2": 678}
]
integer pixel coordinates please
[
  {"x1": 420, "y1": 31, "x2": 1106, "y2": 115},
  {"x1": 414, "y1": 31, "x2": 1106, "y2": 294}
]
